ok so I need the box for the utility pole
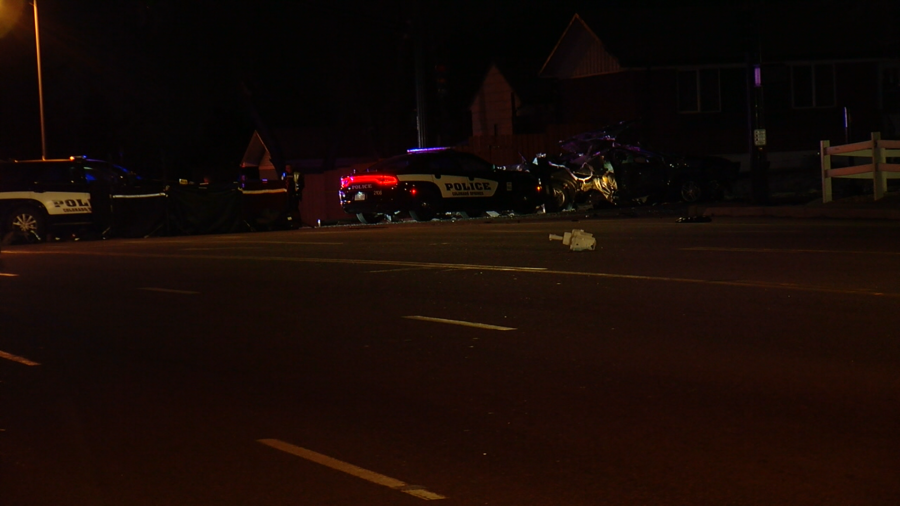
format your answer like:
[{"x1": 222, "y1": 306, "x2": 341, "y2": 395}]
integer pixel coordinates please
[
  {"x1": 413, "y1": 3, "x2": 429, "y2": 148},
  {"x1": 33, "y1": 0, "x2": 47, "y2": 160},
  {"x1": 747, "y1": 57, "x2": 769, "y2": 204},
  {"x1": 745, "y1": 3, "x2": 768, "y2": 204}
]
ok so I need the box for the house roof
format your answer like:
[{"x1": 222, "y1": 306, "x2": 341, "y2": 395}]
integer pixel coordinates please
[
  {"x1": 541, "y1": 1, "x2": 899, "y2": 78},
  {"x1": 539, "y1": 14, "x2": 622, "y2": 78},
  {"x1": 471, "y1": 61, "x2": 555, "y2": 108}
]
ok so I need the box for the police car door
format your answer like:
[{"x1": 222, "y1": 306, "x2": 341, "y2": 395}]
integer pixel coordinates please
[
  {"x1": 84, "y1": 164, "x2": 115, "y2": 230},
  {"x1": 35, "y1": 162, "x2": 93, "y2": 222},
  {"x1": 435, "y1": 154, "x2": 497, "y2": 210}
]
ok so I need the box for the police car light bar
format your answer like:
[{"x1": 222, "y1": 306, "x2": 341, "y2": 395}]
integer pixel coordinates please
[{"x1": 406, "y1": 147, "x2": 449, "y2": 154}]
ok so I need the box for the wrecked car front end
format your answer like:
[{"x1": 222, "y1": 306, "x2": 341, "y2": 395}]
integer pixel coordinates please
[{"x1": 546, "y1": 121, "x2": 740, "y2": 207}]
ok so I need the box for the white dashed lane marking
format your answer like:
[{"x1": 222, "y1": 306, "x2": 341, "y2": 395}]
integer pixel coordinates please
[
  {"x1": 258, "y1": 439, "x2": 446, "y2": 500},
  {"x1": 403, "y1": 315, "x2": 516, "y2": 331}
]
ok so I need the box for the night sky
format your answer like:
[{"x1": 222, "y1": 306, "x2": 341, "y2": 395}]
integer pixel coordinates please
[
  {"x1": 0, "y1": 0, "x2": 589, "y2": 179},
  {"x1": 2, "y1": 0, "x2": 892, "y2": 180}
]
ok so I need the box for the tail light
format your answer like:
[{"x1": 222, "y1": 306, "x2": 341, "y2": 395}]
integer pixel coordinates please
[{"x1": 340, "y1": 174, "x2": 399, "y2": 189}]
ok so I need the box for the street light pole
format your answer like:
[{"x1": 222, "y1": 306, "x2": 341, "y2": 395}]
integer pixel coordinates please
[{"x1": 32, "y1": 0, "x2": 46, "y2": 160}]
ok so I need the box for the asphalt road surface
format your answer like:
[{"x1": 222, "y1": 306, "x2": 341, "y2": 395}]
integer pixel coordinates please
[{"x1": 2, "y1": 215, "x2": 900, "y2": 506}]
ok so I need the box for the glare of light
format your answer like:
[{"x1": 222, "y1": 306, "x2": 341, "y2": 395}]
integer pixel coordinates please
[
  {"x1": 407, "y1": 147, "x2": 449, "y2": 154},
  {"x1": 0, "y1": 0, "x2": 26, "y2": 38},
  {"x1": 340, "y1": 174, "x2": 399, "y2": 188}
]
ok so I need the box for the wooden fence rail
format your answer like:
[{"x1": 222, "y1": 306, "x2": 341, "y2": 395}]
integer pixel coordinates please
[{"x1": 820, "y1": 132, "x2": 900, "y2": 202}]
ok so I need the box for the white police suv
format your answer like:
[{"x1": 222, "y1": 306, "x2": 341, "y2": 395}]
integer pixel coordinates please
[{"x1": 0, "y1": 157, "x2": 164, "y2": 242}]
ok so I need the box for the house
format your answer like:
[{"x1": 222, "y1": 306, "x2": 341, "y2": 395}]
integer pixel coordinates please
[
  {"x1": 470, "y1": 64, "x2": 518, "y2": 138},
  {"x1": 465, "y1": 60, "x2": 599, "y2": 166},
  {"x1": 466, "y1": 2, "x2": 900, "y2": 171}
]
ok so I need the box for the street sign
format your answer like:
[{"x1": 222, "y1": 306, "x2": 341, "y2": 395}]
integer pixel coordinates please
[{"x1": 754, "y1": 129, "x2": 767, "y2": 146}]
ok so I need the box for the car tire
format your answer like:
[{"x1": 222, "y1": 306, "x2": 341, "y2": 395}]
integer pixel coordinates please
[
  {"x1": 705, "y1": 180, "x2": 725, "y2": 201},
  {"x1": 409, "y1": 193, "x2": 438, "y2": 222},
  {"x1": 514, "y1": 196, "x2": 541, "y2": 215},
  {"x1": 356, "y1": 212, "x2": 385, "y2": 224},
  {"x1": 678, "y1": 179, "x2": 703, "y2": 203},
  {"x1": 6, "y1": 205, "x2": 47, "y2": 243},
  {"x1": 545, "y1": 182, "x2": 571, "y2": 212}
]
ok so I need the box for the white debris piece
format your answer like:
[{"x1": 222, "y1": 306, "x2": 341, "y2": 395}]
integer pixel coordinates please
[{"x1": 549, "y1": 229, "x2": 596, "y2": 251}]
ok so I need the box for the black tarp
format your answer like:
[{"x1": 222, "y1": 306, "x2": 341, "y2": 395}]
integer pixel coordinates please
[
  {"x1": 58, "y1": 182, "x2": 293, "y2": 241},
  {"x1": 164, "y1": 184, "x2": 248, "y2": 236},
  {"x1": 109, "y1": 194, "x2": 169, "y2": 238}
]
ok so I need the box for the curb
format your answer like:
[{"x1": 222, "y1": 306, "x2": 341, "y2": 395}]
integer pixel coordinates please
[{"x1": 692, "y1": 205, "x2": 900, "y2": 221}]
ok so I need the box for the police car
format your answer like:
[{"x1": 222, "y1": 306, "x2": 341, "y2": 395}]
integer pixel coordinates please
[
  {"x1": 339, "y1": 148, "x2": 544, "y2": 223},
  {"x1": 0, "y1": 157, "x2": 165, "y2": 242}
]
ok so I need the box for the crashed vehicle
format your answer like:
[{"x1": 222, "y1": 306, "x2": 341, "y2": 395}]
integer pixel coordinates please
[
  {"x1": 534, "y1": 121, "x2": 741, "y2": 209},
  {"x1": 528, "y1": 153, "x2": 610, "y2": 211}
]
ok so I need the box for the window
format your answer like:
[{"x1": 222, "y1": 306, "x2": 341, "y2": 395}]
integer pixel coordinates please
[
  {"x1": 0, "y1": 164, "x2": 28, "y2": 184},
  {"x1": 85, "y1": 166, "x2": 116, "y2": 183},
  {"x1": 677, "y1": 69, "x2": 721, "y2": 113},
  {"x1": 792, "y1": 64, "x2": 835, "y2": 108},
  {"x1": 426, "y1": 156, "x2": 459, "y2": 173},
  {"x1": 456, "y1": 154, "x2": 492, "y2": 173},
  {"x1": 35, "y1": 163, "x2": 76, "y2": 184}
]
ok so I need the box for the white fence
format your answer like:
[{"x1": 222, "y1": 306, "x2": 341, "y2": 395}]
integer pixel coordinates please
[{"x1": 820, "y1": 132, "x2": 900, "y2": 202}]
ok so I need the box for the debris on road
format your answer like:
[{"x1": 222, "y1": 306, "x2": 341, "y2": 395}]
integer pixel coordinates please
[
  {"x1": 676, "y1": 216, "x2": 712, "y2": 223},
  {"x1": 549, "y1": 229, "x2": 597, "y2": 251}
]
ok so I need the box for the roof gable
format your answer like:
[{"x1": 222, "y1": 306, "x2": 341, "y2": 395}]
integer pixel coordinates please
[{"x1": 539, "y1": 14, "x2": 622, "y2": 79}]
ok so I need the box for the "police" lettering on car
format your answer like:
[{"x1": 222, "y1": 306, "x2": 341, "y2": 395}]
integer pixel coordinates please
[
  {"x1": 52, "y1": 198, "x2": 92, "y2": 213},
  {"x1": 444, "y1": 182, "x2": 491, "y2": 196},
  {"x1": 445, "y1": 182, "x2": 491, "y2": 192}
]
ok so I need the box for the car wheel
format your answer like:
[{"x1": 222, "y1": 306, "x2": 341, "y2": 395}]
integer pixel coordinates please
[
  {"x1": 409, "y1": 194, "x2": 438, "y2": 222},
  {"x1": 6, "y1": 205, "x2": 46, "y2": 243},
  {"x1": 545, "y1": 182, "x2": 570, "y2": 212},
  {"x1": 679, "y1": 179, "x2": 703, "y2": 203},
  {"x1": 513, "y1": 195, "x2": 541, "y2": 215},
  {"x1": 356, "y1": 212, "x2": 385, "y2": 224},
  {"x1": 705, "y1": 180, "x2": 725, "y2": 201}
]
